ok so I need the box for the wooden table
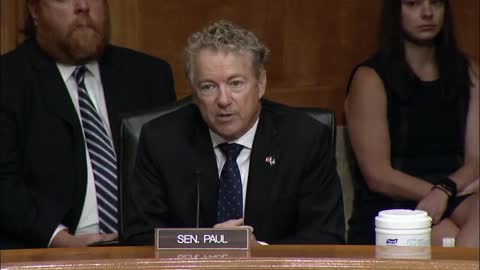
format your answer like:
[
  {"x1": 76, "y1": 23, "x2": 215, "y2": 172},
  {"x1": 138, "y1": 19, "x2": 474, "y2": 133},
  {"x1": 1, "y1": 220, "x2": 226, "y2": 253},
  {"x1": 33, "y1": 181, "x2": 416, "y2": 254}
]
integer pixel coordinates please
[{"x1": 1, "y1": 245, "x2": 479, "y2": 269}]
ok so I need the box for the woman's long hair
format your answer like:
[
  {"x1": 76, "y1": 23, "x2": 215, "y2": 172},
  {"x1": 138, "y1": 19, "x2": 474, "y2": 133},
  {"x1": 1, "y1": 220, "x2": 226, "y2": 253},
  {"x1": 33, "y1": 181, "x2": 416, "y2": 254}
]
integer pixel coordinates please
[{"x1": 379, "y1": 0, "x2": 470, "y2": 99}]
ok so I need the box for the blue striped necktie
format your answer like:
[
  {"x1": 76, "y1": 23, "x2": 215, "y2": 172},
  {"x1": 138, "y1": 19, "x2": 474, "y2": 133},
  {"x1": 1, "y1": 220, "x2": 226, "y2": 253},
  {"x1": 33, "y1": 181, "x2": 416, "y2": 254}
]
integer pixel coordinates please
[
  {"x1": 217, "y1": 143, "x2": 244, "y2": 223},
  {"x1": 73, "y1": 66, "x2": 118, "y2": 234}
]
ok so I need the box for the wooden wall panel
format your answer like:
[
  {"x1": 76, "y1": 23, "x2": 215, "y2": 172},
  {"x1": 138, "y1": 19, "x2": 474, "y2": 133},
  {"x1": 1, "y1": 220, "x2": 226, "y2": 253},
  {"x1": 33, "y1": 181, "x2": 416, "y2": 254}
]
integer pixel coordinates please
[
  {"x1": 0, "y1": 0, "x2": 26, "y2": 54},
  {"x1": 110, "y1": 0, "x2": 384, "y2": 123},
  {"x1": 452, "y1": 0, "x2": 480, "y2": 61},
  {"x1": 1, "y1": 0, "x2": 479, "y2": 124}
]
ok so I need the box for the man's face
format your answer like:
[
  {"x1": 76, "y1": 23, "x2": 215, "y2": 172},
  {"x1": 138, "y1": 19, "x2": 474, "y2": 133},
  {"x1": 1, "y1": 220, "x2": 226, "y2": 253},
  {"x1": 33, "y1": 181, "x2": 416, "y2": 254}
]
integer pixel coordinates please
[
  {"x1": 191, "y1": 48, "x2": 266, "y2": 141},
  {"x1": 29, "y1": 0, "x2": 110, "y2": 64}
]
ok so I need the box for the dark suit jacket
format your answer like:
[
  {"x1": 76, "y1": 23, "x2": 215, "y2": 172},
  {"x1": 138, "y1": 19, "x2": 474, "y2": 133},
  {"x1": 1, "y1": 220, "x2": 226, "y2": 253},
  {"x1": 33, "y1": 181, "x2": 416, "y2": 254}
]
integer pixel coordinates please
[
  {"x1": 0, "y1": 39, "x2": 176, "y2": 249},
  {"x1": 124, "y1": 101, "x2": 345, "y2": 245}
]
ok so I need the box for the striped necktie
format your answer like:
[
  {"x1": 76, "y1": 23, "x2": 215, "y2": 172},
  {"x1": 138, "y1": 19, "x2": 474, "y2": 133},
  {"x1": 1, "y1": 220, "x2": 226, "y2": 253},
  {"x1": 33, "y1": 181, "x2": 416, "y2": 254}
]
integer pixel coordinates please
[
  {"x1": 216, "y1": 143, "x2": 244, "y2": 223},
  {"x1": 73, "y1": 66, "x2": 118, "y2": 234}
]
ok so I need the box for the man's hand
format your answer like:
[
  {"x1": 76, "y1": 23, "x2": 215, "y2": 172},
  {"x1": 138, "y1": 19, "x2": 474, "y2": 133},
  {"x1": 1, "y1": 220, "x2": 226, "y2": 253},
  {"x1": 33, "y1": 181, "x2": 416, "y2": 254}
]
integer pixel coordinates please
[
  {"x1": 213, "y1": 218, "x2": 257, "y2": 244},
  {"x1": 50, "y1": 230, "x2": 118, "y2": 248},
  {"x1": 213, "y1": 218, "x2": 244, "y2": 228},
  {"x1": 416, "y1": 188, "x2": 449, "y2": 225}
]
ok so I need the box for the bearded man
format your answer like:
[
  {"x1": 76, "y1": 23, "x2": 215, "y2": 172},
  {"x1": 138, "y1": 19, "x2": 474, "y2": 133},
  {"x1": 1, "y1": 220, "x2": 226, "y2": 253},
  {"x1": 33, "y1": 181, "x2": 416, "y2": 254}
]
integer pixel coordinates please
[{"x1": 0, "y1": 0, "x2": 176, "y2": 249}]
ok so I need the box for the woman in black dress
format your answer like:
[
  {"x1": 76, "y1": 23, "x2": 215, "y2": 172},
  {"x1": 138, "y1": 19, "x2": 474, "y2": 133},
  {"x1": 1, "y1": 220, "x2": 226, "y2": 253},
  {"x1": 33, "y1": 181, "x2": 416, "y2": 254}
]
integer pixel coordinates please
[{"x1": 345, "y1": 0, "x2": 478, "y2": 247}]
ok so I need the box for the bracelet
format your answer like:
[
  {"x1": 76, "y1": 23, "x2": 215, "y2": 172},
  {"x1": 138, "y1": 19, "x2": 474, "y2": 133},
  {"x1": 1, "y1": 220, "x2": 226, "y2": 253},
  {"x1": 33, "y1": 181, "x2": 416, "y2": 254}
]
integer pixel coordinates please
[
  {"x1": 437, "y1": 177, "x2": 458, "y2": 198},
  {"x1": 431, "y1": 185, "x2": 451, "y2": 198}
]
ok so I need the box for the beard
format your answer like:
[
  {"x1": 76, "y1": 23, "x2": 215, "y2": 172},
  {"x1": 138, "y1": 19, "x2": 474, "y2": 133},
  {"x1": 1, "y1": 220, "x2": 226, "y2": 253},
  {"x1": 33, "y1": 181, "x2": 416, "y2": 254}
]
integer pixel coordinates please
[{"x1": 36, "y1": 13, "x2": 110, "y2": 65}]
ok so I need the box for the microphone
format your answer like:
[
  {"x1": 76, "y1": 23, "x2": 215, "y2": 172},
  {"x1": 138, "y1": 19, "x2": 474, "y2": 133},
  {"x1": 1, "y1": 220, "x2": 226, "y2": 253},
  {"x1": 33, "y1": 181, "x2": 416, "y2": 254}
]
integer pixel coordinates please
[{"x1": 195, "y1": 169, "x2": 201, "y2": 228}]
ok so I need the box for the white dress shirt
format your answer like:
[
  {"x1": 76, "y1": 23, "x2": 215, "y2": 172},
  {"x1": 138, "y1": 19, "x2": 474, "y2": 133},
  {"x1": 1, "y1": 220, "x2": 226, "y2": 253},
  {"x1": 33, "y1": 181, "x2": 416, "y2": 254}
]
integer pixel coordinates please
[
  {"x1": 49, "y1": 62, "x2": 113, "y2": 245},
  {"x1": 209, "y1": 118, "x2": 259, "y2": 215}
]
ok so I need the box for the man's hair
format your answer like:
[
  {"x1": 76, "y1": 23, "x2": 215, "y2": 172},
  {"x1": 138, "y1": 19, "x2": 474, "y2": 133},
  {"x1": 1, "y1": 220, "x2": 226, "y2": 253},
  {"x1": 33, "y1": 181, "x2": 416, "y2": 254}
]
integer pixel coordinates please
[{"x1": 185, "y1": 20, "x2": 270, "y2": 82}]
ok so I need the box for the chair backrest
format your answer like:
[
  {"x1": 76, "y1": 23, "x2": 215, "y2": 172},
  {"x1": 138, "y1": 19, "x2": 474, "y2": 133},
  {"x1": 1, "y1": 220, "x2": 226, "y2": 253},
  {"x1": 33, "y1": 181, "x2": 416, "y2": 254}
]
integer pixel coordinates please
[
  {"x1": 118, "y1": 99, "x2": 337, "y2": 239},
  {"x1": 298, "y1": 108, "x2": 356, "y2": 240},
  {"x1": 118, "y1": 97, "x2": 192, "y2": 238},
  {"x1": 298, "y1": 107, "x2": 336, "y2": 154},
  {"x1": 335, "y1": 126, "x2": 354, "y2": 238}
]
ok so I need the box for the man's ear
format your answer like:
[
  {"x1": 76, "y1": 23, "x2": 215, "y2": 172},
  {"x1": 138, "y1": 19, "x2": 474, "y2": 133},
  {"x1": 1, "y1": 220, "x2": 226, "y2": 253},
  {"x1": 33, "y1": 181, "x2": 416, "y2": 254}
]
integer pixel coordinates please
[
  {"x1": 258, "y1": 69, "x2": 267, "y2": 98},
  {"x1": 27, "y1": 0, "x2": 40, "y2": 26}
]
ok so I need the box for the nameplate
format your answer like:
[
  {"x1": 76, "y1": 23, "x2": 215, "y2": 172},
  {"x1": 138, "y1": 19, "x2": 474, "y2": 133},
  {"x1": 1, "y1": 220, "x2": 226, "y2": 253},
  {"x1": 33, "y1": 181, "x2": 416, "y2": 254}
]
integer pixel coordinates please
[{"x1": 155, "y1": 228, "x2": 250, "y2": 250}]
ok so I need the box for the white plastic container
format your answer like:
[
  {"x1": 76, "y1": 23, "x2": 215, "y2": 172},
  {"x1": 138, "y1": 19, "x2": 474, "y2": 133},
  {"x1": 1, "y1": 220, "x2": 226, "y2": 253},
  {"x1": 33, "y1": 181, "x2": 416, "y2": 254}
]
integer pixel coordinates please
[{"x1": 375, "y1": 209, "x2": 432, "y2": 247}]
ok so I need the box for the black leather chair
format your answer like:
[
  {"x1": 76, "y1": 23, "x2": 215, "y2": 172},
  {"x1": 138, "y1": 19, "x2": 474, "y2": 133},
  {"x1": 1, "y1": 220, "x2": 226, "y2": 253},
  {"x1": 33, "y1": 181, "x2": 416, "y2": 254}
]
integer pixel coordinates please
[
  {"x1": 118, "y1": 97, "x2": 192, "y2": 239},
  {"x1": 300, "y1": 107, "x2": 336, "y2": 154},
  {"x1": 118, "y1": 97, "x2": 335, "y2": 239}
]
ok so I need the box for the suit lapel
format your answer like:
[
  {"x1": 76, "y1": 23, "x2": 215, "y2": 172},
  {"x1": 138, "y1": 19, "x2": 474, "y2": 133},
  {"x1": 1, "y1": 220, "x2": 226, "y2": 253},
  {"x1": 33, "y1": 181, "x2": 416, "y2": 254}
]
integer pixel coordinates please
[
  {"x1": 244, "y1": 109, "x2": 280, "y2": 230},
  {"x1": 190, "y1": 114, "x2": 220, "y2": 227},
  {"x1": 188, "y1": 106, "x2": 281, "y2": 228},
  {"x1": 30, "y1": 44, "x2": 80, "y2": 132},
  {"x1": 98, "y1": 47, "x2": 125, "y2": 155}
]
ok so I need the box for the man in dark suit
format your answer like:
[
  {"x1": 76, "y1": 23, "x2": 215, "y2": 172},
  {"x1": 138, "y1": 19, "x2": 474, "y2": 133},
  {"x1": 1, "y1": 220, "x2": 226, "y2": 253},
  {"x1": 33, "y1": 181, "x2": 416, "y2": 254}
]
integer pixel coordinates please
[
  {"x1": 0, "y1": 0, "x2": 175, "y2": 248},
  {"x1": 124, "y1": 21, "x2": 345, "y2": 245}
]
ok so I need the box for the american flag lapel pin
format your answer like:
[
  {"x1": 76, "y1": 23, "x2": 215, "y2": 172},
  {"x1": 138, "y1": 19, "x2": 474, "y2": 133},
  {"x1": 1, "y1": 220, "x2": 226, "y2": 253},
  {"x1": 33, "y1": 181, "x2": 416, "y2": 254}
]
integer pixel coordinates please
[{"x1": 265, "y1": 156, "x2": 276, "y2": 166}]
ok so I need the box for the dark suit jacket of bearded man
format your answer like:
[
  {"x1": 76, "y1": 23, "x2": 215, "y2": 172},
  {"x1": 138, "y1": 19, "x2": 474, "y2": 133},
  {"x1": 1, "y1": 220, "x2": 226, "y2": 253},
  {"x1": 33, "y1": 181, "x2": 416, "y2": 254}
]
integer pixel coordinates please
[{"x1": 0, "y1": 39, "x2": 176, "y2": 248}]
